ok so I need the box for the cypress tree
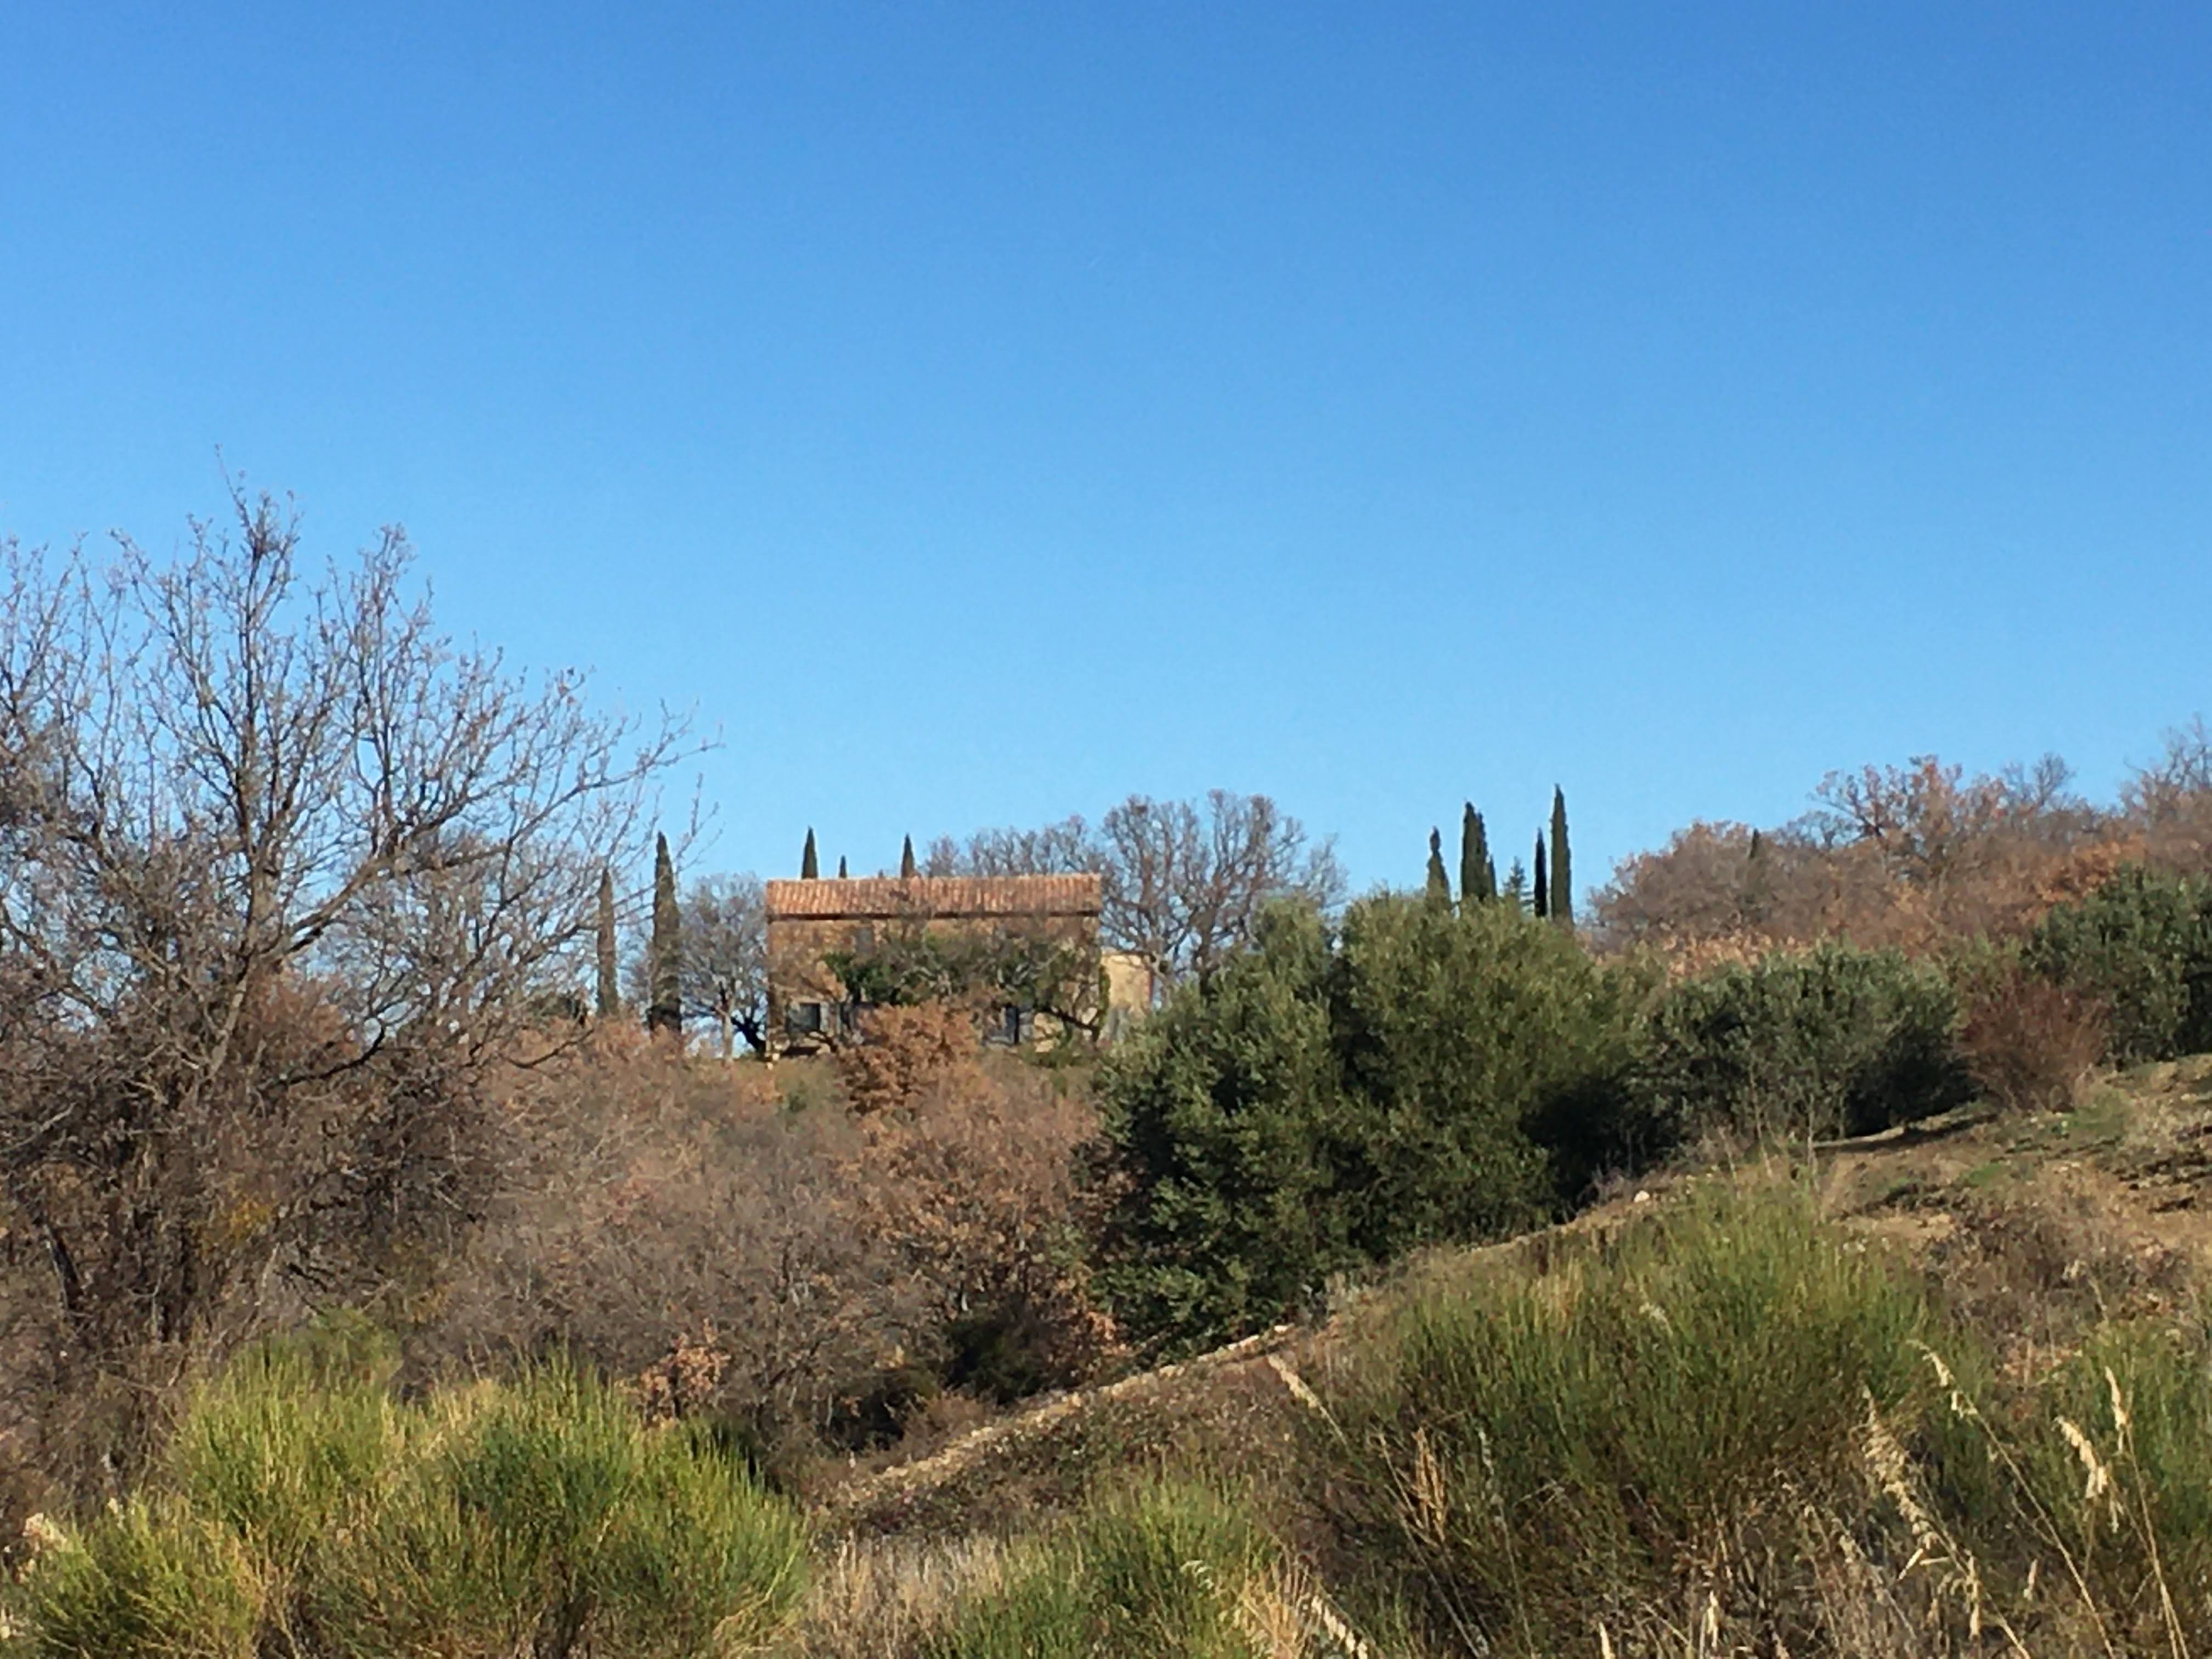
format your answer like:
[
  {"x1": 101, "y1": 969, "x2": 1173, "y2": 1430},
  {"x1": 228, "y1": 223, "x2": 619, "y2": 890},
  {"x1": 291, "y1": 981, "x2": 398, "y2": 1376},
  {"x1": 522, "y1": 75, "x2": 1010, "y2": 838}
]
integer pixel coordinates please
[
  {"x1": 801, "y1": 828, "x2": 819, "y2": 879},
  {"x1": 837, "y1": 854, "x2": 848, "y2": 879},
  {"x1": 648, "y1": 832, "x2": 681, "y2": 1039},
  {"x1": 1424, "y1": 827, "x2": 1452, "y2": 907},
  {"x1": 595, "y1": 866, "x2": 620, "y2": 1020},
  {"x1": 1460, "y1": 804, "x2": 1496, "y2": 905},
  {"x1": 1549, "y1": 786, "x2": 1573, "y2": 928},
  {"x1": 1743, "y1": 828, "x2": 1771, "y2": 925},
  {"x1": 1532, "y1": 834, "x2": 1549, "y2": 919},
  {"x1": 901, "y1": 834, "x2": 918, "y2": 879}
]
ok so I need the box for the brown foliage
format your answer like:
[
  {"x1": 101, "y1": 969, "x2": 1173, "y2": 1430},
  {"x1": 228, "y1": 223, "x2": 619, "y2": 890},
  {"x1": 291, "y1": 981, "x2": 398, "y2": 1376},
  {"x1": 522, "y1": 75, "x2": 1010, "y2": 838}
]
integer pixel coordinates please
[
  {"x1": 1595, "y1": 754, "x2": 2138, "y2": 964},
  {"x1": 840, "y1": 1063, "x2": 1121, "y2": 1393},
  {"x1": 2125, "y1": 716, "x2": 2212, "y2": 877},
  {"x1": 836, "y1": 1003, "x2": 984, "y2": 1114},
  {"x1": 1959, "y1": 973, "x2": 2108, "y2": 1115},
  {"x1": 433, "y1": 1032, "x2": 1115, "y2": 1456}
]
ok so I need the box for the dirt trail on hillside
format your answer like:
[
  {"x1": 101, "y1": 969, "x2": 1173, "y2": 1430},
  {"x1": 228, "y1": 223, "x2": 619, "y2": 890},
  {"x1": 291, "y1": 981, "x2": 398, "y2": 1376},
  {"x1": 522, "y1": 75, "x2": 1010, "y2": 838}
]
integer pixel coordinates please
[{"x1": 818, "y1": 1324, "x2": 1297, "y2": 1533}]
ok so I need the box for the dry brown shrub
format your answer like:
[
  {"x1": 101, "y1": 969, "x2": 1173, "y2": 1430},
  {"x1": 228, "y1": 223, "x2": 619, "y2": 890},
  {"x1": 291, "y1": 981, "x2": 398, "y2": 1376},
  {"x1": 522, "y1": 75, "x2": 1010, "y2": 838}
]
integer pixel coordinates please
[
  {"x1": 1596, "y1": 756, "x2": 2145, "y2": 967},
  {"x1": 836, "y1": 1002, "x2": 982, "y2": 1114},
  {"x1": 2027, "y1": 834, "x2": 2149, "y2": 912},
  {"x1": 1629, "y1": 929, "x2": 1778, "y2": 981},
  {"x1": 842, "y1": 1058, "x2": 1122, "y2": 1395},
  {"x1": 629, "y1": 1325, "x2": 732, "y2": 1425},
  {"x1": 1959, "y1": 974, "x2": 2107, "y2": 1115},
  {"x1": 431, "y1": 1034, "x2": 1114, "y2": 1455}
]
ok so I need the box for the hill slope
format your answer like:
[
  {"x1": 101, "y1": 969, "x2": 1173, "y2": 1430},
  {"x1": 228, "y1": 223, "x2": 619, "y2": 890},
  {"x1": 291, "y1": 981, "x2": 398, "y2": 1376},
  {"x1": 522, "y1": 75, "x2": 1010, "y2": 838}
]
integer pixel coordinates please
[{"x1": 797, "y1": 1056, "x2": 2212, "y2": 1657}]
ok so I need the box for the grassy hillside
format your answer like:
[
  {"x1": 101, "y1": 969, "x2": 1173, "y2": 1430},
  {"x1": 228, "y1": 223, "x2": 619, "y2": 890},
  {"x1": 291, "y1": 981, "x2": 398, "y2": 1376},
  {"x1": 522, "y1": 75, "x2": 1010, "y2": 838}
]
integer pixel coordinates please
[
  {"x1": 788, "y1": 1056, "x2": 2212, "y2": 1657},
  {"x1": 8, "y1": 1059, "x2": 2211, "y2": 1656}
]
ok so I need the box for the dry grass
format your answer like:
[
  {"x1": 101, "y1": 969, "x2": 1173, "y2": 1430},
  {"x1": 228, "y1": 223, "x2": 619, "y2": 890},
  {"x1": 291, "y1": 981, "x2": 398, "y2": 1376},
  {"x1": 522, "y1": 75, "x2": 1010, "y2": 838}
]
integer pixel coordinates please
[{"x1": 788, "y1": 1535, "x2": 1018, "y2": 1659}]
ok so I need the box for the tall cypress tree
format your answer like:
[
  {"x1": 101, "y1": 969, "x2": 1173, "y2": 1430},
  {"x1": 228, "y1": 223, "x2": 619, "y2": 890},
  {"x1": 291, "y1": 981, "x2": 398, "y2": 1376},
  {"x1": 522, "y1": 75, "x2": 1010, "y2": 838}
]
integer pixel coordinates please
[
  {"x1": 1424, "y1": 827, "x2": 1452, "y2": 907},
  {"x1": 595, "y1": 866, "x2": 620, "y2": 1020},
  {"x1": 1460, "y1": 804, "x2": 1496, "y2": 905},
  {"x1": 800, "y1": 828, "x2": 819, "y2": 879},
  {"x1": 1743, "y1": 828, "x2": 1771, "y2": 926},
  {"x1": 1532, "y1": 833, "x2": 1549, "y2": 919},
  {"x1": 837, "y1": 854, "x2": 848, "y2": 879},
  {"x1": 1549, "y1": 786, "x2": 1573, "y2": 928},
  {"x1": 900, "y1": 834, "x2": 918, "y2": 879},
  {"x1": 648, "y1": 832, "x2": 681, "y2": 1039}
]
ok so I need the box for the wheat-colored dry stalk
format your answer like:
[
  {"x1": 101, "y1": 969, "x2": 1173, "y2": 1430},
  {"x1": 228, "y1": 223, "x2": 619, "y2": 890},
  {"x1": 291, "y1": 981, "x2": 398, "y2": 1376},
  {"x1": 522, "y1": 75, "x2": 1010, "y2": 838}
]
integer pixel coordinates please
[{"x1": 2057, "y1": 1416, "x2": 2115, "y2": 1512}]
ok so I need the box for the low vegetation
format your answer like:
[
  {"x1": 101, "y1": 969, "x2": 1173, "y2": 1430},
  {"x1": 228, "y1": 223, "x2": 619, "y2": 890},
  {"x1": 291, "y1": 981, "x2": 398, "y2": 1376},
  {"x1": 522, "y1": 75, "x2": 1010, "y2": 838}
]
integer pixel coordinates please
[{"x1": 5, "y1": 1321, "x2": 807, "y2": 1658}]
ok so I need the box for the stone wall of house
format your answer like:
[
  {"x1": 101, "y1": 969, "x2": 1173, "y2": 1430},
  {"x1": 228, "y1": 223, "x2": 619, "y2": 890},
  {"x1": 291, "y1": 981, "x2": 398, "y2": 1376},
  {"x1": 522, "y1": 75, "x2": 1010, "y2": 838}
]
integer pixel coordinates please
[{"x1": 764, "y1": 874, "x2": 1109, "y2": 1052}]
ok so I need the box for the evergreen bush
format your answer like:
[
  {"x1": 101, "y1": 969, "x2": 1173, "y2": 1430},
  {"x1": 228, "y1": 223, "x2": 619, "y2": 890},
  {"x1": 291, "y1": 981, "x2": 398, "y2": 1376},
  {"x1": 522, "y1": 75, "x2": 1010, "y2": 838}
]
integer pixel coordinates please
[
  {"x1": 1630, "y1": 943, "x2": 1970, "y2": 1150},
  {"x1": 2024, "y1": 865, "x2": 2212, "y2": 1063},
  {"x1": 1098, "y1": 897, "x2": 1635, "y2": 1353},
  {"x1": 1095, "y1": 904, "x2": 1345, "y2": 1352}
]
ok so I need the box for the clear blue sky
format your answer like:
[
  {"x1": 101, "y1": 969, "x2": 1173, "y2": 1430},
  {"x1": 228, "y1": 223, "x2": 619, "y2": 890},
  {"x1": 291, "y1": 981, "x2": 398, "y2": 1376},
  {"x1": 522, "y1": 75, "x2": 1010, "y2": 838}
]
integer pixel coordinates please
[{"x1": 4, "y1": 3, "x2": 2207, "y2": 896}]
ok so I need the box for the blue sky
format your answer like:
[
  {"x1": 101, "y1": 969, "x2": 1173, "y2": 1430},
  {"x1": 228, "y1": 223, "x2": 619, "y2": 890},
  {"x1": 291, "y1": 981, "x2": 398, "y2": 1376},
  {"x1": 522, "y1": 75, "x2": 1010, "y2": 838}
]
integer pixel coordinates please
[{"x1": 3, "y1": 3, "x2": 2206, "y2": 895}]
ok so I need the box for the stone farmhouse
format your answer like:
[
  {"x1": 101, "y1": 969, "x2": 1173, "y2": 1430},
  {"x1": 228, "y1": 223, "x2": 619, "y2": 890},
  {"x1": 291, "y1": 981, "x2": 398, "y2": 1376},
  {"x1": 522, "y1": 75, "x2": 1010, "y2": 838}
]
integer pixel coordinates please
[{"x1": 763, "y1": 873, "x2": 1154, "y2": 1054}]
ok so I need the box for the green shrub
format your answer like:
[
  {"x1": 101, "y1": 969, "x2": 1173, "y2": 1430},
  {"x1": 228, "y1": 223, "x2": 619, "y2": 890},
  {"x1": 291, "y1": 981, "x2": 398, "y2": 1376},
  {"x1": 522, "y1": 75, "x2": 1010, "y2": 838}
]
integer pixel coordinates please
[
  {"x1": 307, "y1": 1362, "x2": 808, "y2": 1658},
  {"x1": 1307, "y1": 1187, "x2": 1960, "y2": 1654},
  {"x1": 1099, "y1": 898, "x2": 1637, "y2": 1355},
  {"x1": 4, "y1": 1343, "x2": 807, "y2": 1659},
  {"x1": 165, "y1": 1314, "x2": 400, "y2": 1589},
  {"x1": 1096, "y1": 903, "x2": 1349, "y2": 1353},
  {"x1": 1325, "y1": 895, "x2": 1638, "y2": 1246},
  {"x1": 5, "y1": 1497, "x2": 264, "y2": 1659},
  {"x1": 924, "y1": 1480, "x2": 1275, "y2": 1659},
  {"x1": 1630, "y1": 943, "x2": 1970, "y2": 1148},
  {"x1": 590, "y1": 1423, "x2": 812, "y2": 1659},
  {"x1": 2025, "y1": 866, "x2": 2212, "y2": 1063}
]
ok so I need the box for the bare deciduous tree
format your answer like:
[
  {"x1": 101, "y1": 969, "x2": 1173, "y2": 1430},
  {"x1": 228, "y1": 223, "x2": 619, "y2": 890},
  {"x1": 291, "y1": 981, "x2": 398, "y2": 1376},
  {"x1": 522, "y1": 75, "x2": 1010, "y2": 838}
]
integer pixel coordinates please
[
  {"x1": 622, "y1": 872, "x2": 770, "y2": 1056},
  {"x1": 1097, "y1": 791, "x2": 1346, "y2": 988},
  {"x1": 0, "y1": 487, "x2": 694, "y2": 1392},
  {"x1": 2124, "y1": 717, "x2": 2212, "y2": 874},
  {"x1": 925, "y1": 792, "x2": 1345, "y2": 992},
  {"x1": 1803, "y1": 754, "x2": 2086, "y2": 884},
  {"x1": 1594, "y1": 752, "x2": 2123, "y2": 961},
  {"x1": 679, "y1": 874, "x2": 769, "y2": 1057}
]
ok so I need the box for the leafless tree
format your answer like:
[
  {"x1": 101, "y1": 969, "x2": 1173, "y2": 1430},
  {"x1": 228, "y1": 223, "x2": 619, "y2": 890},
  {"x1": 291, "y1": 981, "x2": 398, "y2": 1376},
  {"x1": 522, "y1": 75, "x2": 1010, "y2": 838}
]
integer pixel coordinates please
[
  {"x1": 1096, "y1": 791, "x2": 1345, "y2": 986},
  {"x1": 0, "y1": 486, "x2": 695, "y2": 1386},
  {"x1": 1802, "y1": 755, "x2": 2084, "y2": 880},
  {"x1": 2123, "y1": 717, "x2": 2212, "y2": 874},
  {"x1": 620, "y1": 873, "x2": 769, "y2": 1056},
  {"x1": 929, "y1": 792, "x2": 1345, "y2": 991},
  {"x1": 927, "y1": 815, "x2": 1098, "y2": 880},
  {"x1": 678, "y1": 874, "x2": 769, "y2": 1057},
  {"x1": 1594, "y1": 752, "x2": 2121, "y2": 960}
]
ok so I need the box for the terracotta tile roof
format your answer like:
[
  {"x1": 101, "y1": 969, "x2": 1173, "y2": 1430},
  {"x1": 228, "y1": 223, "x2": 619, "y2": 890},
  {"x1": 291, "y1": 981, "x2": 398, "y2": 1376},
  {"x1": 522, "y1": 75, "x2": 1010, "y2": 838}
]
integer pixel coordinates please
[{"x1": 764, "y1": 873, "x2": 1103, "y2": 921}]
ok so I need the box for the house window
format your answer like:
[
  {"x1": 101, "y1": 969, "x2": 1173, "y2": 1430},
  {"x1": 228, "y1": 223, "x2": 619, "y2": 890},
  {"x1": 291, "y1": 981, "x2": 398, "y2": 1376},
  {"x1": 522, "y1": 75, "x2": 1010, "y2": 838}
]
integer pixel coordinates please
[{"x1": 786, "y1": 1001, "x2": 825, "y2": 1035}]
